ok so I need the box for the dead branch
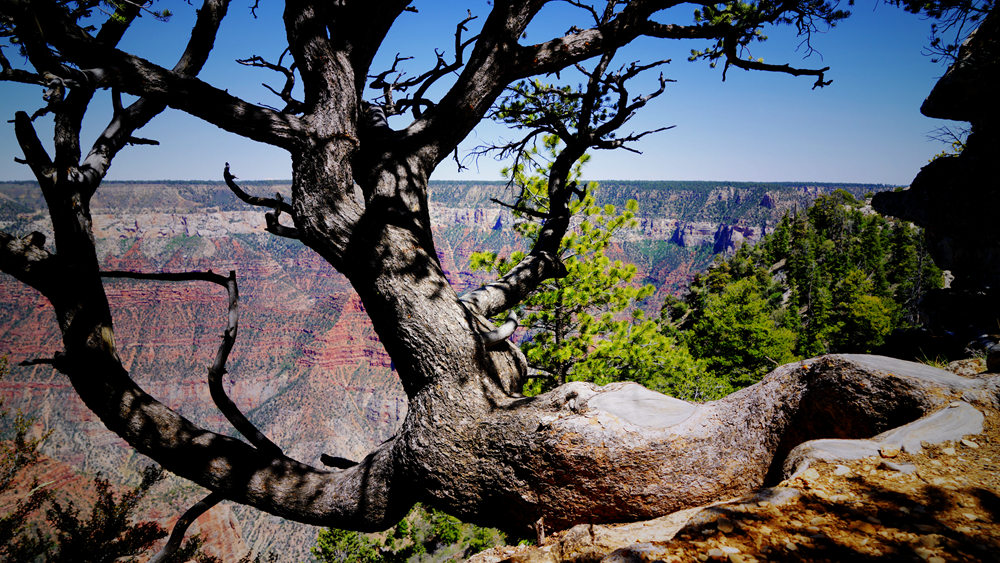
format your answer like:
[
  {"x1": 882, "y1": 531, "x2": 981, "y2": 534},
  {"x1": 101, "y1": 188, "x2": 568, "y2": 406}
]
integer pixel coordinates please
[
  {"x1": 0, "y1": 46, "x2": 47, "y2": 86},
  {"x1": 489, "y1": 197, "x2": 549, "y2": 220},
  {"x1": 722, "y1": 30, "x2": 831, "y2": 89},
  {"x1": 100, "y1": 269, "x2": 282, "y2": 455},
  {"x1": 223, "y1": 163, "x2": 300, "y2": 239},
  {"x1": 236, "y1": 50, "x2": 304, "y2": 113},
  {"x1": 367, "y1": 11, "x2": 478, "y2": 118},
  {"x1": 147, "y1": 492, "x2": 223, "y2": 563}
]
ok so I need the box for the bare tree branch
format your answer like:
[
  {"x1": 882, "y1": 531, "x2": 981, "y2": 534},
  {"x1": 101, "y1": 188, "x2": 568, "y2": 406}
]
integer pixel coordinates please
[
  {"x1": 100, "y1": 269, "x2": 282, "y2": 454},
  {"x1": 147, "y1": 492, "x2": 223, "y2": 563},
  {"x1": 489, "y1": 197, "x2": 549, "y2": 220},
  {"x1": 0, "y1": 0, "x2": 304, "y2": 150},
  {"x1": 367, "y1": 11, "x2": 478, "y2": 119},
  {"x1": 12, "y1": 111, "x2": 54, "y2": 181},
  {"x1": 721, "y1": 35, "x2": 831, "y2": 88},
  {"x1": 0, "y1": 230, "x2": 60, "y2": 299},
  {"x1": 125, "y1": 136, "x2": 159, "y2": 146},
  {"x1": 410, "y1": 0, "x2": 840, "y2": 170},
  {"x1": 0, "y1": 46, "x2": 46, "y2": 86},
  {"x1": 223, "y1": 163, "x2": 301, "y2": 239},
  {"x1": 223, "y1": 163, "x2": 292, "y2": 213},
  {"x1": 74, "y1": 0, "x2": 233, "y2": 198},
  {"x1": 237, "y1": 50, "x2": 304, "y2": 113}
]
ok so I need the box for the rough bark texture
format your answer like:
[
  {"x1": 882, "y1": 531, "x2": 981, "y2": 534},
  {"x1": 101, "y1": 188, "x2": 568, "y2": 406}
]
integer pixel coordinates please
[{"x1": 0, "y1": 0, "x2": 958, "y2": 537}]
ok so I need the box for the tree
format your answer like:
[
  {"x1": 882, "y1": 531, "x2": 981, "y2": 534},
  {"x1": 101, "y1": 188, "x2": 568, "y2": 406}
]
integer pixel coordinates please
[
  {"x1": 1, "y1": 357, "x2": 214, "y2": 562},
  {"x1": 471, "y1": 141, "x2": 721, "y2": 400},
  {"x1": 39, "y1": 467, "x2": 219, "y2": 563},
  {"x1": 314, "y1": 503, "x2": 505, "y2": 562},
  {"x1": 688, "y1": 277, "x2": 798, "y2": 386},
  {"x1": 668, "y1": 191, "x2": 945, "y2": 388},
  {"x1": 0, "y1": 354, "x2": 52, "y2": 560},
  {"x1": 0, "y1": 0, "x2": 975, "y2": 537},
  {"x1": 313, "y1": 528, "x2": 381, "y2": 563}
]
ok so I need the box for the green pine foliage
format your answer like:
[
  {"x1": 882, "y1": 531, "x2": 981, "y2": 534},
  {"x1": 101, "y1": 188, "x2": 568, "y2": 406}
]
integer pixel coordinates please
[
  {"x1": 0, "y1": 355, "x2": 53, "y2": 560},
  {"x1": 470, "y1": 143, "x2": 722, "y2": 400},
  {"x1": 43, "y1": 467, "x2": 176, "y2": 563},
  {"x1": 664, "y1": 190, "x2": 943, "y2": 388},
  {"x1": 313, "y1": 504, "x2": 506, "y2": 562},
  {"x1": 313, "y1": 527, "x2": 382, "y2": 563}
]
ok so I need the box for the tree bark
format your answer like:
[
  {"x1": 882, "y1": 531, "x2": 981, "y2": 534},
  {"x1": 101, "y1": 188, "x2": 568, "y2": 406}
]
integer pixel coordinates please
[{"x1": 0, "y1": 0, "x2": 960, "y2": 537}]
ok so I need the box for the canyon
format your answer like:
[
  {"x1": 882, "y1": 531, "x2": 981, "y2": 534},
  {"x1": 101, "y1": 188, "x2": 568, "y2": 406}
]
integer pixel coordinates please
[{"x1": 0, "y1": 179, "x2": 887, "y2": 558}]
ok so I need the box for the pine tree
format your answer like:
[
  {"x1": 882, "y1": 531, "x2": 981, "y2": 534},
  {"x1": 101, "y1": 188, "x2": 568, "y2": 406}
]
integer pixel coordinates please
[
  {"x1": 471, "y1": 141, "x2": 715, "y2": 398},
  {"x1": 668, "y1": 191, "x2": 943, "y2": 388}
]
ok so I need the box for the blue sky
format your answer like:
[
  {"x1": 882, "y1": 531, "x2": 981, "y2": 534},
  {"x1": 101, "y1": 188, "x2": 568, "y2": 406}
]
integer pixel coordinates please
[{"x1": 0, "y1": 1, "x2": 959, "y2": 184}]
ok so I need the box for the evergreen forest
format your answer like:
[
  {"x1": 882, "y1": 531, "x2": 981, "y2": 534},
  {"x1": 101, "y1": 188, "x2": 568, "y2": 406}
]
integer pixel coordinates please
[{"x1": 663, "y1": 189, "x2": 944, "y2": 391}]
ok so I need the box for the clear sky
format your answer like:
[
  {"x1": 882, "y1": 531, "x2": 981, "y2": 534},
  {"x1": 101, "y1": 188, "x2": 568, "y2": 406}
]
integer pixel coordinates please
[{"x1": 0, "y1": 1, "x2": 960, "y2": 185}]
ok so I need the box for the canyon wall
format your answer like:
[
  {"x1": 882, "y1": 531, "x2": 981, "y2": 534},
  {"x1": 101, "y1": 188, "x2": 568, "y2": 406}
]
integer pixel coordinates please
[{"x1": 0, "y1": 179, "x2": 887, "y2": 558}]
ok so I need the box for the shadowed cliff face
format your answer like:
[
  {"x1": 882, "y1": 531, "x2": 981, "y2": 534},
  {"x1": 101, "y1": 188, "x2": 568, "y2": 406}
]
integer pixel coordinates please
[
  {"x1": 872, "y1": 6, "x2": 1000, "y2": 344},
  {"x1": 0, "y1": 180, "x2": 889, "y2": 556}
]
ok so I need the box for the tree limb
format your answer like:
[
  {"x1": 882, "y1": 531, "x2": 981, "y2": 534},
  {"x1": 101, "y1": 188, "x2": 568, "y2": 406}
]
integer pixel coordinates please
[
  {"x1": 0, "y1": 46, "x2": 47, "y2": 86},
  {"x1": 223, "y1": 163, "x2": 293, "y2": 214},
  {"x1": 147, "y1": 492, "x2": 223, "y2": 563},
  {"x1": 100, "y1": 269, "x2": 282, "y2": 455},
  {"x1": 0, "y1": 230, "x2": 59, "y2": 297},
  {"x1": 408, "y1": 0, "x2": 836, "y2": 168},
  {"x1": 236, "y1": 51, "x2": 304, "y2": 114},
  {"x1": 461, "y1": 251, "x2": 567, "y2": 318},
  {"x1": 466, "y1": 40, "x2": 676, "y2": 318},
  {"x1": 367, "y1": 11, "x2": 479, "y2": 119},
  {"x1": 76, "y1": 0, "x2": 232, "y2": 198},
  {"x1": 489, "y1": 197, "x2": 549, "y2": 220},
  {"x1": 722, "y1": 39, "x2": 831, "y2": 88},
  {"x1": 12, "y1": 111, "x2": 54, "y2": 182},
  {"x1": 223, "y1": 163, "x2": 301, "y2": 239},
  {"x1": 1, "y1": 0, "x2": 304, "y2": 150}
]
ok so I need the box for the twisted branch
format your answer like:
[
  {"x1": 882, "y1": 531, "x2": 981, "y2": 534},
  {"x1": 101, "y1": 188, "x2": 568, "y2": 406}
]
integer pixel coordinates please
[
  {"x1": 368, "y1": 11, "x2": 478, "y2": 118},
  {"x1": 223, "y1": 163, "x2": 300, "y2": 239},
  {"x1": 236, "y1": 50, "x2": 304, "y2": 113},
  {"x1": 100, "y1": 269, "x2": 281, "y2": 455}
]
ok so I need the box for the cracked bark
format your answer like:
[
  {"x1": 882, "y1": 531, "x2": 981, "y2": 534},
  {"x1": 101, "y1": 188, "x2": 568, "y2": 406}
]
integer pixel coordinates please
[{"x1": 0, "y1": 0, "x2": 948, "y2": 537}]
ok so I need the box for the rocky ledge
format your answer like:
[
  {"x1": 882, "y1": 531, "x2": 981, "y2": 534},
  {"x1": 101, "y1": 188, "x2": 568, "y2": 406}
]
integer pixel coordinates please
[{"x1": 472, "y1": 360, "x2": 1000, "y2": 563}]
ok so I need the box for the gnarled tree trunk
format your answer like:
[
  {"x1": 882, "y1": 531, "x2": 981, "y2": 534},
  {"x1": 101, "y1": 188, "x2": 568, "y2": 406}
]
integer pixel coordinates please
[{"x1": 3, "y1": 0, "x2": 989, "y2": 539}]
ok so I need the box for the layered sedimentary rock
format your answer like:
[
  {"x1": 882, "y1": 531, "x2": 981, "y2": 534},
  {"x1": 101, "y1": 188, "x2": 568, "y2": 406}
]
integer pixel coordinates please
[{"x1": 0, "y1": 179, "x2": 887, "y2": 557}]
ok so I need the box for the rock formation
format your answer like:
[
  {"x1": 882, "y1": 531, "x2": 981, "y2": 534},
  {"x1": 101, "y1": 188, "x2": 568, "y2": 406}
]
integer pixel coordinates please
[
  {"x1": 471, "y1": 355, "x2": 1000, "y2": 562},
  {"x1": 873, "y1": 6, "x2": 1000, "y2": 355}
]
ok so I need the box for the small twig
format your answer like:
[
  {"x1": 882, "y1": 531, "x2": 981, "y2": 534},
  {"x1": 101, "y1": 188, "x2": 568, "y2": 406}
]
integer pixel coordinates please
[
  {"x1": 236, "y1": 52, "x2": 303, "y2": 113},
  {"x1": 367, "y1": 12, "x2": 478, "y2": 118},
  {"x1": 490, "y1": 197, "x2": 548, "y2": 219},
  {"x1": 126, "y1": 136, "x2": 159, "y2": 146}
]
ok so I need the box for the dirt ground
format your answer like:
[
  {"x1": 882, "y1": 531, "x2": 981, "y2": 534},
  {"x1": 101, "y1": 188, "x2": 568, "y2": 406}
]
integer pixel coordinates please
[
  {"x1": 641, "y1": 407, "x2": 1000, "y2": 562},
  {"x1": 476, "y1": 368, "x2": 1000, "y2": 563}
]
